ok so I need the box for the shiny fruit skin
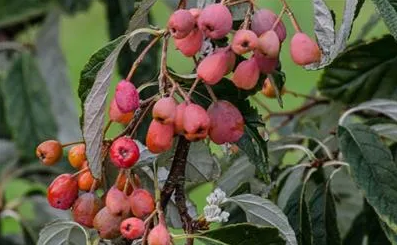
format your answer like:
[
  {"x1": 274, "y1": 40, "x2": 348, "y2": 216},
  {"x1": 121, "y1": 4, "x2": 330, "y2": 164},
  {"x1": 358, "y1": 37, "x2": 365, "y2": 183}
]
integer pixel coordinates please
[
  {"x1": 152, "y1": 97, "x2": 178, "y2": 125},
  {"x1": 115, "y1": 80, "x2": 140, "y2": 113},
  {"x1": 129, "y1": 189, "x2": 155, "y2": 218},
  {"x1": 146, "y1": 120, "x2": 174, "y2": 154},
  {"x1": 168, "y1": 9, "x2": 196, "y2": 39},
  {"x1": 183, "y1": 104, "x2": 210, "y2": 141},
  {"x1": 232, "y1": 57, "x2": 260, "y2": 90},
  {"x1": 68, "y1": 143, "x2": 86, "y2": 169},
  {"x1": 197, "y1": 51, "x2": 228, "y2": 85},
  {"x1": 174, "y1": 102, "x2": 188, "y2": 134},
  {"x1": 197, "y1": 4, "x2": 232, "y2": 39},
  {"x1": 47, "y1": 174, "x2": 79, "y2": 210},
  {"x1": 109, "y1": 136, "x2": 140, "y2": 169},
  {"x1": 231, "y1": 30, "x2": 258, "y2": 55},
  {"x1": 72, "y1": 192, "x2": 102, "y2": 228},
  {"x1": 78, "y1": 170, "x2": 98, "y2": 191},
  {"x1": 258, "y1": 30, "x2": 280, "y2": 58},
  {"x1": 174, "y1": 28, "x2": 203, "y2": 57},
  {"x1": 93, "y1": 207, "x2": 125, "y2": 239},
  {"x1": 251, "y1": 9, "x2": 287, "y2": 42},
  {"x1": 253, "y1": 51, "x2": 279, "y2": 74},
  {"x1": 120, "y1": 217, "x2": 145, "y2": 240},
  {"x1": 148, "y1": 224, "x2": 171, "y2": 245},
  {"x1": 290, "y1": 32, "x2": 321, "y2": 65},
  {"x1": 109, "y1": 97, "x2": 134, "y2": 125},
  {"x1": 106, "y1": 186, "x2": 130, "y2": 217},
  {"x1": 36, "y1": 140, "x2": 63, "y2": 166}
]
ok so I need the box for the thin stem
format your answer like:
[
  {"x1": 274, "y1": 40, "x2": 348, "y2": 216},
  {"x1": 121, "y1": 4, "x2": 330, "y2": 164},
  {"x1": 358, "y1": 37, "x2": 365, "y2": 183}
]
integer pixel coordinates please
[
  {"x1": 144, "y1": 210, "x2": 158, "y2": 225},
  {"x1": 0, "y1": 42, "x2": 26, "y2": 52},
  {"x1": 279, "y1": 0, "x2": 301, "y2": 32},
  {"x1": 72, "y1": 167, "x2": 89, "y2": 178},
  {"x1": 177, "y1": 0, "x2": 187, "y2": 9},
  {"x1": 284, "y1": 89, "x2": 321, "y2": 101},
  {"x1": 159, "y1": 34, "x2": 170, "y2": 96},
  {"x1": 129, "y1": 99, "x2": 156, "y2": 137},
  {"x1": 242, "y1": 2, "x2": 253, "y2": 29},
  {"x1": 89, "y1": 179, "x2": 98, "y2": 193},
  {"x1": 205, "y1": 84, "x2": 218, "y2": 102},
  {"x1": 264, "y1": 99, "x2": 329, "y2": 121},
  {"x1": 187, "y1": 77, "x2": 201, "y2": 98},
  {"x1": 272, "y1": 6, "x2": 286, "y2": 30},
  {"x1": 61, "y1": 141, "x2": 84, "y2": 148},
  {"x1": 102, "y1": 120, "x2": 112, "y2": 136},
  {"x1": 165, "y1": 73, "x2": 190, "y2": 101}
]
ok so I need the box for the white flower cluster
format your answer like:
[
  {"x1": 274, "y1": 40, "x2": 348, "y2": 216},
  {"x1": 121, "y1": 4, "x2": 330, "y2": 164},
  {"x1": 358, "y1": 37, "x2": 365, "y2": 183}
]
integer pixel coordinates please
[{"x1": 203, "y1": 188, "x2": 230, "y2": 223}]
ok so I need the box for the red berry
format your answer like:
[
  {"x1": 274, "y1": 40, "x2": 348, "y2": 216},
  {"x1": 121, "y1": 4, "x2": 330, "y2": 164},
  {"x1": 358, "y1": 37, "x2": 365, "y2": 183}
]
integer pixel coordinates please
[
  {"x1": 183, "y1": 103, "x2": 210, "y2": 141},
  {"x1": 198, "y1": 4, "x2": 232, "y2": 39},
  {"x1": 120, "y1": 217, "x2": 145, "y2": 240},
  {"x1": 232, "y1": 57, "x2": 260, "y2": 90},
  {"x1": 168, "y1": 9, "x2": 196, "y2": 39},
  {"x1": 109, "y1": 97, "x2": 134, "y2": 125},
  {"x1": 129, "y1": 189, "x2": 155, "y2": 218},
  {"x1": 251, "y1": 9, "x2": 287, "y2": 42},
  {"x1": 109, "y1": 136, "x2": 140, "y2": 169},
  {"x1": 290, "y1": 32, "x2": 321, "y2": 65},
  {"x1": 78, "y1": 170, "x2": 99, "y2": 191},
  {"x1": 231, "y1": 30, "x2": 258, "y2": 55},
  {"x1": 47, "y1": 174, "x2": 79, "y2": 210},
  {"x1": 258, "y1": 30, "x2": 280, "y2": 58},
  {"x1": 152, "y1": 97, "x2": 177, "y2": 125},
  {"x1": 36, "y1": 140, "x2": 63, "y2": 166},
  {"x1": 68, "y1": 143, "x2": 86, "y2": 169},
  {"x1": 253, "y1": 51, "x2": 279, "y2": 74},
  {"x1": 148, "y1": 224, "x2": 171, "y2": 245},
  {"x1": 197, "y1": 51, "x2": 229, "y2": 85},
  {"x1": 93, "y1": 207, "x2": 125, "y2": 239},
  {"x1": 115, "y1": 80, "x2": 140, "y2": 113},
  {"x1": 146, "y1": 120, "x2": 174, "y2": 154},
  {"x1": 106, "y1": 186, "x2": 130, "y2": 217},
  {"x1": 174, "y1": 28, "x2": 204, "y2": 57},
  {"x1": 72, "y1": 192, "x2": 103, "y2": 228}
]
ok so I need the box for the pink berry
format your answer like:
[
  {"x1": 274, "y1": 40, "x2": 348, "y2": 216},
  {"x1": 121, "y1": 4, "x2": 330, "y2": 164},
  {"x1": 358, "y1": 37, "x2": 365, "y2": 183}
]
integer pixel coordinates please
[
  {"x1": 174, "y1": 28, "x2": 204, "y2": 57},
  {"x1": 197, "y1": 51, "x2": 229, "y2": 85},
  {"x1": 183, "y1": 103, "x2": 210, "y2": 141},
  {"x1": 148, "y1": 224, "x2": 171, "y2": 245},
  {"x1": 198, "y1": 4, "x2": 232, "y2": 39},
  {"x1": 258, "y1": 30, "x2": 280, "y2": 58},
  {"x1": 120, "y1": 217, "x2": 145, "y2": 240},
  {"x1": 290, "y1": 32, "x2": 321, "y2": 65},
  {"x1": 109, "y1": 136, "x2": 140, "y2": 169},
  {"x1": 168, "y1": 9, "x2": 196, "y2": 39},
  {"x1": 152, "y1": 97, "x2": 178, "y2": 125},
  {"x1": 251, "y1": 9, "x2": 287, "y2": 42},
  {"x1": 232, "y1": 57, "x2": 260, "y2": 90},
  {"x1": 231, "y1": 30, "x2": 258, "y2": 55},
  {"x1": 129, "y1": 189, "x2": 155, "y2": 218},
  {"x1": 115, "y1": 80, "x2": 140, "y2": 113},
  {"x1": 253, "y1": 51, "x2": 279, "y2": 74}
]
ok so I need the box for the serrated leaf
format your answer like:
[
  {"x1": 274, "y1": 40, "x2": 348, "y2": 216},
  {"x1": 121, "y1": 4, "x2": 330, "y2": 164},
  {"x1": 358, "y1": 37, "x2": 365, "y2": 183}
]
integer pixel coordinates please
[
  {"x1": 284, "y1": 184, "x2": 313, "y2": 245},
  {"x1": 318, "y1": 36, "x2": 397, "y2": 104},
  {"x1": 338, "y1": 124, "x2": 397, "y2": 233},
  {"x1": 1, "y1": 53, "x2": 57, "y2": 160},
  {"x1": 197, "y1": 223, "x2": 285, "y2": 245},
  {"x1": 371, "y1": 0, "x2": 397, "y2": 40},
  {"x1": 37, "y1": 220, "x2": 90, "y2": 245},
  {"x1": 312, "y1": 0, "x2": 335, "y2": 57},
  {"x1": 227, "y1": 194, "x2": 297, "y2": 245}
]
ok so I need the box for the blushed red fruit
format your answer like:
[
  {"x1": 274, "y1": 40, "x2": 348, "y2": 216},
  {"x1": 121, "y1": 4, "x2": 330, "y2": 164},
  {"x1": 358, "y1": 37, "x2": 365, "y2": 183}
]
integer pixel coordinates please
[
  {"x1": 94, "y1": 207, "x2": 125, "y2": 239},
  {"x1": 183, "y1": 104, "x2": 210, "y2": 141},
  {"x1": 253, "y1": 51, "x2": 279, "y2": 74},
  {"x1": 251, "y1": 9, "x2": 287, "y2": 42},
  {"x1": 232, "y1": 57, "x2": 260, "y2": 90},
  {"x1": 109, "y1": 98, "x2": 134, "y2": 125},
  {"x1": 148, "y1": 224, "x2": 171, "y2": 245},
  {"x1": 47, "y1": 174, "x2": 79, "y2": 210},
  {"x1": 36, "y1": 140, "x2": 63, "y2": 166},
  {"x1": 290, "y1": 32, "x2": 321, "y2": 65},
  {"x1": 106, "y1": 186, "x2": 130, "y2": 216},
  {"x1": 189, "y1": 8, "x2": 201, "y2": 19},
  {"x1": 262, "y1": 78, "x2": 286, "y2": 98},
  {"x1": 129, "y1": 189, "x2": 155, "y2": 218},
  {"x1": 72, "y1": 192, "x2": 102, "y2": 228},
  {"x1": 175, "y1": 28, "x2": 203, "y2": 57},
  {"x1": 174, "y1": 102, "x2": 188, "y2": 134},
  {"x1": 231, "y1": 30, "x2": 258, "y2": 55},
  {"x1": 207, "y1": 101, "x2": 244, "y2": 144},
  {"x1": 258, "y1": 30, "x2": 280, "y2": 58},
  {"x1": 168, "y1": 9, "x2": 196, "y2": 39},
  {"x1": 115, "y1": 80, "x2": 140, "y2": 113},
  {"x1": 78, "y1": 170, "x2": 99, "y2": 191},
  {"x1": 68, "y1": 143, "x2": 86, "y2": 169},
  {"x1": 152, "y1": 97, "x2": 177, "y2": 124},
  {"x1": 146, "y1": 120, "x2": 174, "y2": 154},
  {"x1": 197, "y1": 51, "x2": 229, "y2": 85},
  {"x1": 120, "y1": 217, "x2": 145, "y2": 240},
  {"x1": 109, "y1": 136, "x2": 140, "y2": 168},
  {"x1": 198, "y1": 4, "x2": 232, "y2": 39}
]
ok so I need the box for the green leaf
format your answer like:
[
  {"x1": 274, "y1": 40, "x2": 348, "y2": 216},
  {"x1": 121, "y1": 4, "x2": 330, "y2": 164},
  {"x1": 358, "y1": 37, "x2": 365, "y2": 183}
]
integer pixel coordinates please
[
  {"x1": 371, "y1": 123, "x2": 397, "y2": 141},
  {"x1": 197, "y1": 223, "x2": 285, "y2": 245},
  {"x1": 37, "y1": 220, "x2": 90, "y2": 245},
  {"x1": 57, "y1": 0, "x2": 92, "y2": 14},
  {"x1": 0, "y1": 0, "x2": 50, "y2": 28},
  {"x1": 381, "y1": 220, "x2": 397, "y2": 245},
  {"x1": 318, "y1": 36, "x2": 397, "y2": 104},
  {"x1": 284, "y1": 184, "x2": 313, "y2": 245},
  {"x1": 1, "y1": 53, "x2": 57, "y2": 160},
  {"x1": 309, "y1": 184, "x2": 341, "y2": 245},
  {"x1": 338, "y1": 124, "x2": 397, "y2": 233},
  {"x1": 227, "y1": 194, "x2": 297, "y2": 245},
  {"x1": 371, "y1": 0, "x2": 397, "y2": 40}
]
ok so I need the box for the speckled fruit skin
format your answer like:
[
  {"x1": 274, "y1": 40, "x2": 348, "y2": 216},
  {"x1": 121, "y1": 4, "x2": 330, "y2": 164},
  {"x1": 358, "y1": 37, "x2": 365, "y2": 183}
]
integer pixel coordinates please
[
  {"x1": 93, "y1": 207, "x2": 125, "y2": 239},
  {"x1": 115, "y1": 80, "x2": 140, "y2": 113},
  {"x1": 47, "y1": 174, "x2": 79, "y2": 210},
  {"x1": 129, "y1": 189, "x2": 155, "y2": 218},
  {"x1": 106, "y1": 186, "x2": 130, "y2": 217},
  {"x1": 197, "y1": 4, "x2": 232, "y2": 39},
  {"x1": 168, "y1": 9, "x2": 196, "y2": 39},
  {"x1": 197, "y1": 51, "x2": 228, "y2": 85},
  {"x1": 146, "y1": 120, "x2": 174, "y2": 154},
  {"x1": 72, "y1": 192, "x2": 102, "y2": 228},
  {"x1": 152, "y1": 97, "x2": 177, "y2": 125},
  {"x1": 174, "y1": 102, "x2": 188, "y2": 134},
  {"x1": 78, "y1": 170, "x2": 99, "y2": 191},
  {"x1": 109, "y1": 136, "x2": 140, "y2": 169},
  {"x1": 253, "y1": 51, "x2": 279, "y2": 74},
  {"x1": 175, "y1": 28, "x2": 203, "y2": 57},
  {"x1": 251, "y1": 9, "x2": 287, "y2": 42},
  {"x1": 183, "y1": 103, "x2": 210, "y2": 141},
  {"x1": 231, "y1": 30, "x2": 258, "y2": 55},
  {"x1": 258, "y1": 30, "x2": 280, "y2": 58},
  {"x1": 68, "y1": 143, "x2": 86, "y2": 169},
  {"x1": 232, "y1": 57, "x2": 260, "y2": 90},
  {"x1": 262, "y1": 78, "x2": 285, "y2": 98},
  {"x1": 36, "y1": 140, "x2": 63, "y2": 166},
  {"x1": 109, "y1": 98, "x2": 134, "y2": 125},
  {"x1": 207, "y1": 101, "x2": 244, "y2": 144},
  {"x1": 290, "y1": 32, "x2": 321, "y2": 65},
  {"x1": 148, "y1": 224, "x2": 171, "y2": 245},
  {"x1": 120, "y1": 217, "x2": 145, "y2": 240}
]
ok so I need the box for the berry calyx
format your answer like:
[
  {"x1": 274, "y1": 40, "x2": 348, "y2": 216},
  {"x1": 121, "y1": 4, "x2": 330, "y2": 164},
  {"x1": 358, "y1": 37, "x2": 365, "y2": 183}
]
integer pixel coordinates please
[
  {"x1": 168, "y1": 9, "x2": 196, "y2": 39},
  {"x1": 115, "y1": 80, "x2": 140, "y2": 113},
  {"x1": 106, "y1": 186, "x2": 130, "y2": 217},
  {"x1": 47, "y1": 174, "x2": 79, "y2": 210},
  {"x1": 120, "y1": 217, "x2": 145, "y2": 240},
  {"x1": 152, "y1": 97, "x2": 177, "y2": 125},
  {"x1": 231, "y1": 30, "x2": 258, "y2": 55},
  {"x1": 197, "y1": 4, "x2": 232, "y2": 39},
  {"x1": 183, "y1": 103, "x2": 210, "y2": 141},
  {"x1": 36, "y1": 140, "x2": 63, "y2": 166},
  {"x1": 68, "y1": 143, "x2": 86, "y2": 169},
  {"x1": 109, "y1": 137, "x2": 140, "y2": 169},
  {"x1": 290, "y1": 32, "x2": 321, "y2": 65},
  {"x1": 129, "y1": 189, "x2": 155, "y2": 218}
]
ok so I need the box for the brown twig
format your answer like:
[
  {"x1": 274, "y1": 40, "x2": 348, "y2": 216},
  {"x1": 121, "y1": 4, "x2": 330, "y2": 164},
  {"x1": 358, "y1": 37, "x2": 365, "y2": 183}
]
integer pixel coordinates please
[
  {"x1": 129, "y1": 99, "x2": 156, "y2": 137},
  {"x1": 284, "y1": 89, "x2": 322, "y2": 101},
  {"x1": 187, "y1": 77, "x2": 201, "y2": 98},
  {"x1": 61, "y1": 141, "x2": 84, "y2": 148},
  {"x1": 175, "y1": 185, "x2": 193, "y2": 245},
  {"x1": 264, "y1": 99, "x2": 329, "y2": 121},
  {"x1": 177, "y1": 0, "x2": 187, "y2": 9},
  {"x1": 159, "y1": 34, "x2": 170, "y2": 96},
  {"x1": 279, "y1": 0, "x2": 301, "y2": 32}
]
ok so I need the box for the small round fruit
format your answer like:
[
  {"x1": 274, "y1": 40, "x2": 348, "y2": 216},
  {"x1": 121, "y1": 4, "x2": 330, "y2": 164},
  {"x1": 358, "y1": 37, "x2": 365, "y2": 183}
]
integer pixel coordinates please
[
  {"x1": 109, "y1": 97, "x2": 134, "y2": 125},
  {"x1": 106, "y1": 186, "x2": 130, "y2": 216},
  {"x1": 258, "y1": 30, "x2": 280, "y2": 58},
  {"x1": 148, "y1": 224, "x2": 171, "y2": 245},
  {"x1": 47, "y1": 174, "x2": 79, "y2": 210},
  {"x1": 231, "y1": 30, "x2": 258, "y2": 55},
  {"x1": 253, "y1": 51, "x2": 279, "y2": 74},
  {"x1": 78, "y1": 170, "x2": 99, "y2": 191},
  {"x1": 109, "y1": 136, "x2": 140, "y2": 169},
  {"x1": 261, "y1": 78, "x2": 286, "y2": 98},
  {"x1": 93, "y1": 207, "x2": 125, "y2": 239},
  {"x1": 197, "y1": 4, "x2": 232, "y2": 39},
  {"x1": 168, "y1": 9, "x2": 196, "y2": 39},
  {"x1": 120, "y1": 217, "x2": 145, "y2": 240},
  {"x1": 68, "y1": 143, "x2": 86, "y2": 169},
  {"x1": 174, "y1": 102, "x2": 188, "y2": 135},
  {"x1": 115, "y1": 80, "x2": 140, "y2": 113},
  {"x1": 72, "y1": 192, "x2": 102, "y2": 228},
  {"x1": 36, "y1": 140, "x2": 63, "y2": 166},
  {"x1": 197, "y1": 51, "x2": 229, "y2": 85},
  {"x1": 152, "y1": 97, "x2": 177, "y2": 125},
  {"x1": 290, "y1": 32, "x2": 321, "y2": 65},
  {"x1": 251, "y1": 9, "x2": 287, "y2": 42},
  {"x1": 174, "y1": 28, "x2": 203, "y2": 57},
  {"x1": 232, "y1": 57, "x2": 260, "y2": 90},
  {"x1": 183, "y1": 104, "x2": 210, "y2": 141},
  {"x1": 146, "y1": 120, "x2": 174, "y2": 154},
  {"x1": 207, "y1": 101, "x2": 244, "y2": 144},
  {"x1": 129, "y1": 189, "x2": 155, "y2": 218}
]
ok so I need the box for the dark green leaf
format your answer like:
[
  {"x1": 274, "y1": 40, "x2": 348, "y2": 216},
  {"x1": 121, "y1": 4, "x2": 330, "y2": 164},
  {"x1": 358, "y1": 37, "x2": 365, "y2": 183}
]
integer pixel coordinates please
[
  {"x1": 284, "y1": 184, "x2": 313, "y2": 245},
  {"x1": 0, "y1": 76, "x2": 11, "y2": 138},
  {"x1": 269, "y1": 70, "x2": 286, "y2": 108},
  {"x1": 1, "y1": 53, "x2": 57, "y2": 160},
  {"x1": 338, "y1": 124, "x2": 397, "y2": 233},
  {"x1": 0, "y1": 0, "x2": 50, "y2": 28},
  {"x1": 197, "y1": 223, "x2": 285, "y2": 245},
  {"x1": 371, "y1": 0, "x2": 397, "y2": 40},
  {"x1": 318, "y1": 35, "x2": 397, "y2": 104},
  {"x1": 355, "y1": 0, "x2": 366, "y2": 19},
  {"x1": 57, "y1": 0, "x2": 92, "y2": 14}
]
